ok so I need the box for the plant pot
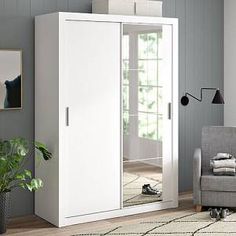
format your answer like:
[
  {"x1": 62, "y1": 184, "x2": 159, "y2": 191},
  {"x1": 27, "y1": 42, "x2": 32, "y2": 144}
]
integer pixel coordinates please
[{"x1": 0, "y1": 192, "x2": 10, "y2": 234}]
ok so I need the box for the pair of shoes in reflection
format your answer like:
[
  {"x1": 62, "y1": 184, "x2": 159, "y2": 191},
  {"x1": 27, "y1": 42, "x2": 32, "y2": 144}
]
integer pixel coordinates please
[
  {"x1": 209, "y1": 208, "x2": 229, "y2": 221},
  {"x1": 142, "y1": 184, "x2": 161, "y2": 197}
]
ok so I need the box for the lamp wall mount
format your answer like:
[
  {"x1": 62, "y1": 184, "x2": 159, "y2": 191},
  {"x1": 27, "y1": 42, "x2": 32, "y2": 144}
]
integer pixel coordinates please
[{"x1": 181, "y1": 88, "x2": 224, "y2": 106}]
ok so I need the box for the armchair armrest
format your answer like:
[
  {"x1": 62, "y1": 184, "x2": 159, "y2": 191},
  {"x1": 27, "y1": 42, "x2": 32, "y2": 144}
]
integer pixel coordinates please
[{"x1": 193, "y1": 148, "x2": 202, "y2": 205}]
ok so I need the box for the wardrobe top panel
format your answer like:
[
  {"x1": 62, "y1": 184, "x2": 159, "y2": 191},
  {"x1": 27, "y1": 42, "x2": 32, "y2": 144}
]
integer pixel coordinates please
[{"x1": 35, "y1": 12, "x2": 178, "y2": 26}]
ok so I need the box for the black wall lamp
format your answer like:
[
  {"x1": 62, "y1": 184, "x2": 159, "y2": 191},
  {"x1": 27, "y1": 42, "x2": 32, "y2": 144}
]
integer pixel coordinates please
[{"x1": 181, "y1": 88, "x2": 224, "y2": 106}]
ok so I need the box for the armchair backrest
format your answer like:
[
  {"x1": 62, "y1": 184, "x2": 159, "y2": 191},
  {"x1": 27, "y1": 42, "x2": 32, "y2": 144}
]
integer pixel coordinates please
[{"x1": 202, "y1": 126, "x2": 236, "y2": 174}]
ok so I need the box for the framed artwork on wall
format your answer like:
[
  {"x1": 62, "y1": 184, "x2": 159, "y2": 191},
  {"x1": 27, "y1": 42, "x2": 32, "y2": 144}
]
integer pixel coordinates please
[{"x1": 0, "y1": 49, "x2": 22, "y2": 110}]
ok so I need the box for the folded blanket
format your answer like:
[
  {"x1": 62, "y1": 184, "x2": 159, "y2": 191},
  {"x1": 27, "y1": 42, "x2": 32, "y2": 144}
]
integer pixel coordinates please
[
  {"x1": 210, "y1": 158, "x2": 236, "y2": 169},
  {"x1": 213, "y1": 167, "x2": 235, "y2": 176},
  {"x1": 212, "y1": 153, "x2": 233, "y2": 160},
  {"x1": 210, "y1": 153, "x2": 236, "y2": 176}
]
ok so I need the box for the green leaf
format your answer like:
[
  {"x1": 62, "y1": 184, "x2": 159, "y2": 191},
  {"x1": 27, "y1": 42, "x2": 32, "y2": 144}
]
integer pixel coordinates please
[
  {"x1": 0, "y1": 138, "x2": 49, "y2": 192},
  {"x1": 25, "y1": 183, "x2": 33, "y2": 192},
  {"x1": 15, "y1": 138, "x2": 29, "y2": 156},
  {"x1": 30, "y1": 178, "x2": 43, "y2": 191},
  {"x1": 24, "y1": 170, "x2": 32, "y2": 179},
  {"x1": 0, "y1": 157, "x2": 7, "y2": 171},
  {"x1": 16, "y1": 173, "x2": 26, "y2": 181},
  {"x1": 22, "y1": 178, "x2": 44, "y2": 192},
  {"x1": 0, "y1": 141, "x2": 11, "y2": 157},
  {"x1": 19, "y1": 183, "x2": 26, "y2": 189},
  {"x1": 35, "y1": 142, "x2": 52, "y2": 161},
  {"x1": 34, "y1": 141, "x2": 47, "y2": 149},
  {"x1": 15, "y1": 169, "x2": 32, "y2": 181}
]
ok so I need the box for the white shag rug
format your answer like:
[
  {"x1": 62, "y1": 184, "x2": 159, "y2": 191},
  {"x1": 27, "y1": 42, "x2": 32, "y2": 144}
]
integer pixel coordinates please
[{"x1": 73, "y1": 210, "x2": 236, "y2": 236}]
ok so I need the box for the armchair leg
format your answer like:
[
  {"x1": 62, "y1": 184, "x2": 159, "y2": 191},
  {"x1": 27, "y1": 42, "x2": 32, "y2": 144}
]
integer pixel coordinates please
[{"x1": 195, "y1": 205, "x2": 202, "y2": 212}]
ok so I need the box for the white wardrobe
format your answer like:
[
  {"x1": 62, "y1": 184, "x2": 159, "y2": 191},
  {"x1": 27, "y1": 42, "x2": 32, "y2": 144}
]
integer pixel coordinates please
[
  {"x1": 35, "y1": 12, "x2": 178, "y2": 227},
  {"x1": 224, "y1": 0, "x2": 236, "y2": 126}
]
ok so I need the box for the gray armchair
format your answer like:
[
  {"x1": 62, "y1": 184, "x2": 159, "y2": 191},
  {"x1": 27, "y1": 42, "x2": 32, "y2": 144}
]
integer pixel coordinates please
[{"x1": 193, "y1": 126, "x2": 236, "y2": 212}]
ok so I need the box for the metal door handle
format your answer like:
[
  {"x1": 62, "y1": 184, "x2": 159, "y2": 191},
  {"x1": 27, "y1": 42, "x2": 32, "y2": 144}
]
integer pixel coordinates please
[
  {"x1": 168, "y1": 103, "x2": 172, "y2": 120},
  {"x1": 66, "y1": 107, "x2": 69, "y2": 126}
]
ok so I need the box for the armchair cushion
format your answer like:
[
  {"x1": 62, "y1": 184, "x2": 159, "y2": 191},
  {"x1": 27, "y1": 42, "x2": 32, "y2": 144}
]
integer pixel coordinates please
[{"x1": 201, "y1": 174, "x2": 236, "y2": 192}]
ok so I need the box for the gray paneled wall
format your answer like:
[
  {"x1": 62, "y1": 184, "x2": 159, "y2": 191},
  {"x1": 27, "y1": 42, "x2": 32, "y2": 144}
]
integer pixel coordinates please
[
  {"x1": 0, "y1": 0, "x2": 223, "y2": 217},
  {"x1": 172, "y1": 0, "x2": 224, "y2": 191}
]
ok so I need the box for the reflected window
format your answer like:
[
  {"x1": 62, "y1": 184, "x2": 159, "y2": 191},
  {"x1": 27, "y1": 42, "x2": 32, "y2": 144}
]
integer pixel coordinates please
[
  {"x1": 123, "y1": 31, "x2": 163, "y2": 141},
  {"x1": 123, "y1": 35, "x2": 130, "y2": 135},
  {"x1": 138, "y1": 32, "x2": 163, "y2": 141}
]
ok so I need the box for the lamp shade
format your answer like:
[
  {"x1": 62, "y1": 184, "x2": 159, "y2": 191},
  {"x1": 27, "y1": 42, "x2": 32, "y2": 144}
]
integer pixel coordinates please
[{"x1": 212, "y1": 89, "x2": 224, "y2": 104}]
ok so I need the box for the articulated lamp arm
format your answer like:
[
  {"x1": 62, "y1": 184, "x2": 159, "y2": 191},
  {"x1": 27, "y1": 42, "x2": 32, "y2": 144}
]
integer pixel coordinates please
[{"x1": 181, "y1": 88, "x2": 224, "y2": 106}]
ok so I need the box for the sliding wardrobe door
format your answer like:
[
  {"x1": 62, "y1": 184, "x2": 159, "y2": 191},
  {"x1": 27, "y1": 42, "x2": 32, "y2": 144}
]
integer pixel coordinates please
[
  {"x1": 122, "y1": 24, "x2": 173, "y2": 207},
  {"x1": 64, "y1": 21, "x2": 121, "y2": 217}
]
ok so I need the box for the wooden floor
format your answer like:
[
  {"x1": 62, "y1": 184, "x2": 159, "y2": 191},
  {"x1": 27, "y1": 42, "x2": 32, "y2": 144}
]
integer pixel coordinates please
[{"x1": 5, "y1": 193, "x2": 193, "y2": 236}]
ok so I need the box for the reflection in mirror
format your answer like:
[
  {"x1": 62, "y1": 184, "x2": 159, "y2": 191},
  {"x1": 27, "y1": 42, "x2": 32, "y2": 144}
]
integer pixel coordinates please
[{"x1": 123, "y1": 24, "x2": 164, "y2": 207}]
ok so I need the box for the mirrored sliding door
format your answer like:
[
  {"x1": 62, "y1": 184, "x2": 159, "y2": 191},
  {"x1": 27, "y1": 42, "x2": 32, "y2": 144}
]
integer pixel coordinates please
[{"x1": 122, "y1": 24, "x2": 172, "y2": 207}]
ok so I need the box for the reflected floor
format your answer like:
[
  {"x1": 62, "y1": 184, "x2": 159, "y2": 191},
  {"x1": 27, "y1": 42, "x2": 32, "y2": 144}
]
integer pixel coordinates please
[{"x1": 123, "y1": 162, "x2": 162, "y2": 207}]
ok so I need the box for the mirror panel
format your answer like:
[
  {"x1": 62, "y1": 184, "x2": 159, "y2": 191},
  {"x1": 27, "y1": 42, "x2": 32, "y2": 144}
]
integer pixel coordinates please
[{"x1": 122, "y1": 24, "x2": 167, "y2": 207}]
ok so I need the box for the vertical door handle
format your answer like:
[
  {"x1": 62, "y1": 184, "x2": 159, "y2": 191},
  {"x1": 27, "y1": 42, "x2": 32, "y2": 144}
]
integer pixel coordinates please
[
  {"x1": 168, "y1": 103, "x2": 172, "y2": 120},
  {"x1": 66, "y1": 107, "x2": 69, "y2": 126}
]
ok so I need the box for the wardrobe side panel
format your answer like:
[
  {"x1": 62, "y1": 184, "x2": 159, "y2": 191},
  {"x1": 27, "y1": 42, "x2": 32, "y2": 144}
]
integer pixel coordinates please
[
  {"x1": 35, "y1": 13, "x2": 60, "y2": 226},
  {"x1": 224, "y1": 0, "x2": 236, "y2": 126}
]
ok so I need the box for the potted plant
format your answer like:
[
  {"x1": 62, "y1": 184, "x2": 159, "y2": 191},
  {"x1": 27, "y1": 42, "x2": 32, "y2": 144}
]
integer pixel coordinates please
[{"x1": 0, "y1": 138, "x2": 52, "y2": 234}]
